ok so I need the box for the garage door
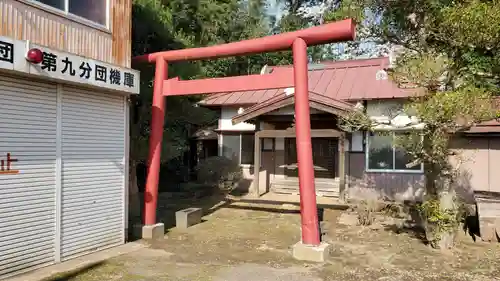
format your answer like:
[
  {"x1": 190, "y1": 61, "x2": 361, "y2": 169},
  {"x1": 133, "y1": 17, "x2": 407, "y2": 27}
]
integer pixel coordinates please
[
  {"x1": 0, "y1": 75, "x2": 57, "y2": 278},
  {"x1": 60, "y1": 86, "x2": 126, "y2": 261}
]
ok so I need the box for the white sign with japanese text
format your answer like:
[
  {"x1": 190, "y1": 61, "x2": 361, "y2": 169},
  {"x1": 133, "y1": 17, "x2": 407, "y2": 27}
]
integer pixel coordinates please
[{"x1": 0, "y1": 36, "x2": 140, "y2": 94}]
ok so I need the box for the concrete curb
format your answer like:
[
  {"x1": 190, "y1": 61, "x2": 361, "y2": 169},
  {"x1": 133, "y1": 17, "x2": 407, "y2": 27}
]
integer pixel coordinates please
[{"x1": 7, "y1": 242, "x2": 145, "y2": 281}]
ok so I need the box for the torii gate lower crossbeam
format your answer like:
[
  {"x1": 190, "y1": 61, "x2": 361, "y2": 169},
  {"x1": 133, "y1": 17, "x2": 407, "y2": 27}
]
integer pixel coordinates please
[{"x1": 132, "y1": 19, "x2": 355, "y2": 246}]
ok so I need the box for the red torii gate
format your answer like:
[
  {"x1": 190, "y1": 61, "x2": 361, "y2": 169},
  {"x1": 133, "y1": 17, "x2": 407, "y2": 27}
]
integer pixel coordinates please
[{"x1": 132, "y1": 19, "x2": 355, "y2": 246}]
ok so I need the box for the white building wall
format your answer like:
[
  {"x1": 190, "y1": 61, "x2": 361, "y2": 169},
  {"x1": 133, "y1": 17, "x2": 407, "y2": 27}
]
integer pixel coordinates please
[
  {"x1": 0, "y1": 74, "x2": 129, "y2": 279},
  {"x1": 219, "y1": 105, "x2": 323, "y2": 131},
  {"x1": 219, "y1": 107, "x2": 255, "y2": 131},
  {"x1": 0, "y1": 32, "x2": 136, "y2": 279},
  {"x1": 365, "y1": 99, "x2": 405, "y2": 117}
]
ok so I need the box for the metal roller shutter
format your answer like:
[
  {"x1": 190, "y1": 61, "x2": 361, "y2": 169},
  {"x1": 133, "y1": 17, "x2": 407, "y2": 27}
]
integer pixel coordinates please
[
  {"x1": 0, "y1": 75, "x2": 57, "y2": 279},
  {"x1": 60, "y1": 86, "x2": 125, "y2": 261}
]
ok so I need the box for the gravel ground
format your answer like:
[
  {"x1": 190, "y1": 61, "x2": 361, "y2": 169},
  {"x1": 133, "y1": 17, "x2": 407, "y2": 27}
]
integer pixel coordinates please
[{"x1": 44, "y1": 196, "x2": 500, "y2": 281}]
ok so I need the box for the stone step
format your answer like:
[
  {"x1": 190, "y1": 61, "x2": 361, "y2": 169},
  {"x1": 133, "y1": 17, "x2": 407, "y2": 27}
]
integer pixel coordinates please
[
  {"x1": 272, "y1": 178, "x2": 339, "y2": 186},
  {"x1": 270, "y1": 177, "x2": 340, "y2": 197},
  {"x1": 271, "y1": 185, "x2": 340, "y2": 198}
]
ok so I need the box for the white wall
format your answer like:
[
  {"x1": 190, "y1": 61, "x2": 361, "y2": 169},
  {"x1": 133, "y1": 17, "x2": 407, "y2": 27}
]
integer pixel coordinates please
[
  {"x1": 366, "y1": 99, "x2": 405, "y2": 117},
  {"x1": 350, "y1": 99, "x2": 419, "y2": 152},
  {"x1": 218, "y1": 100, "x2": 414, "y2": 153},
  {"x1": 219, "y1": 107, "x2": 255, "y2": 131},
  {"x1": 220, "y1": 100, "x2": 408, "y2": 131},
  {"x1": 219, "y1": 105, "x2": 324, "y2": 131}
]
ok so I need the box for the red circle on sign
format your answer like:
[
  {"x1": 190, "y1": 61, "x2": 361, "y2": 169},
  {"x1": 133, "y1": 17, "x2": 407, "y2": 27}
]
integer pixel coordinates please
[{"x1": 26, "y1": 48, "x2": 44, "y2": 64}]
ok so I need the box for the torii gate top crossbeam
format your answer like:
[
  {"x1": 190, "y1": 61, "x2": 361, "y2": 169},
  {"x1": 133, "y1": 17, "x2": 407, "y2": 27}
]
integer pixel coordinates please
[
  {"x1": 163, "y1": 70, "x2": 295, "y2": 96},
  {"x1": 132, "y1": 19, "x2": 355, "y2": 64}
]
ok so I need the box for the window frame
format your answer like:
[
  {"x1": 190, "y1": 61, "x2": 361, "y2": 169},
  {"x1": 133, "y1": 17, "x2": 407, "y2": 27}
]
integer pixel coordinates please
[
  {"x1": 23, "y1": 0, "x2": 110, "y2": 31},
  {"x1": 219, "y1": 132, "x2": 255, "y2": 167},
  {"x1": 365, "y1": 130, "x2": 424, "y2": 174},
  {"x1": 262, "y1": 138, "x2": 275, "y2": 152}
]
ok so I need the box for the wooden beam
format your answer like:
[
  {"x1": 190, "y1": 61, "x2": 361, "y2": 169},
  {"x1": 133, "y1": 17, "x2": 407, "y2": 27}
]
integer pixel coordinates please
[
  {"x1": 232, "y1": 99, "x2": 351, "y2": 125},
  {"x1": 309, "y1": 101, "x2": 349, "y2": 117},
  {"x1": 258, "y1": 129, "x2": 343, "y2": 138},
  {"x1": 164, "y1": 72, "x2": 294, "y2": 96},
  {"x1": 258, "y1": 114, "x2": 333, "y2": 123},
  {"x1": 232, "y1": 97, "x2": 294, "y2": 125},
  {"x1": 338, "y1": 134, "x2": 346, "y2": 201}
]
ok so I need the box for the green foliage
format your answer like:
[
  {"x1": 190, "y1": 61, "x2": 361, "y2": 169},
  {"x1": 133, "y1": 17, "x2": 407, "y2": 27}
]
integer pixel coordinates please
[
  {"x1": 406, "y1": 86, "x2": 496, "y2": 131},
  {"x1": 438, "y1": 0, "x2": 500, "y2": 49},
  {"x1": 417, "y1": 197, "x2": 463, "y2": 247},
  {"x1": 324, "y1": 0, "x2": 365, "y2": 23},
  {"x1": 130, "y1": 0, "x2": 283, "y2": 167},
  {"x1": 130, "y1": 0, "x2": 333, "y2": 185},
  {"x1": 337, "y1": 0, "x2": 499, "y2": 181},
  {"x1": 390, "y1": 52, "x2": 450, "y2": 91},
  {"x1": 418, "y1": 199, "x2": 458, "y2": 227},
  {"x1": 335, "y1": 0, "x2": 500, "y2": 247},
  {"x1": 338, "y1": 108, "x2": 373, "y2": 132},
  {"x1": 195, "y1": 156, "x2": 243, "y2": 191}
]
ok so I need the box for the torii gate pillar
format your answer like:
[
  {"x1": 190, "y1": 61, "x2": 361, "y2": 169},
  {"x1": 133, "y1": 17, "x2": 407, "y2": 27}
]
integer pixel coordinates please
[{"x1": 133, "y1": 19, "x2": 355, "y2": 249}]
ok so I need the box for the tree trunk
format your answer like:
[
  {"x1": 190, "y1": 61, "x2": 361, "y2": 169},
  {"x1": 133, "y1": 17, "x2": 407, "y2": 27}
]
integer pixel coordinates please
[
  {"x1": 128, "y1": 96, "x2": 143, "y2": 239},
  {"x1": 128, "y1": 158, "x2": 142, "y2": 240},
  {"x1": 424, "y1": 179, "x2": 459, "y2": 250}
]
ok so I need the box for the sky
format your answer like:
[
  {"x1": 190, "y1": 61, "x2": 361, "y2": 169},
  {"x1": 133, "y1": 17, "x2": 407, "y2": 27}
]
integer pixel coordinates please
[
  {"x1": 267, "y1": 0, "x2": 284, "y2": 22},
  {"x1": 263, "y1": 0, "x2": 387, "y2": 60}
]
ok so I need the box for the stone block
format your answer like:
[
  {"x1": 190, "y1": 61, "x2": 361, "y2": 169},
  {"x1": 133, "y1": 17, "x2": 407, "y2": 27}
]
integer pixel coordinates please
[
  {"x1": 476, "y1": 194, "x2": 500, "y2": 242},
  {"x1": 142, "y1": 223, "x2": 165, "y2": 240},
  {"x1": 479, "y1": 217, "x2": 500, "y2": 242},
  {"x1": 176, "y1": 207, "x2": 203, "y2": 229},
  {"x1": 292, "y1": 241, "x2": 331, "y2": 262},
  {"x1": 319, "y1": 221, "x2": 330, "y2": 235}
]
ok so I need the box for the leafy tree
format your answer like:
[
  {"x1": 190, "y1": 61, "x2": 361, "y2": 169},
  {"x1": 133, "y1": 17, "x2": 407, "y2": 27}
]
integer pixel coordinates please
[
  {"x1": 128, "y1": 0, "x2": 300, "y2": 231},
  {"x1": 334, "y1": 0, "x2": 500, "y2": 248}
]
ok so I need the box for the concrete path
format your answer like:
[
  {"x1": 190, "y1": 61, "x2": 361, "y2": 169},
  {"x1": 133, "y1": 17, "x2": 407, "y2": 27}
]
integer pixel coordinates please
[
  {"x1": 7, "y1": 242, "x2": 144, "y2": 281},
  {"x1": 9, "y1": 196, "x2": 500, "y2": 281}
]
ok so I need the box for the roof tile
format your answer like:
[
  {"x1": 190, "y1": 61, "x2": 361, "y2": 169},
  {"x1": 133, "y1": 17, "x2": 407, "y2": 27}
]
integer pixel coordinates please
[{"x1": 199, "y1": 57, "x2": 418, "y2": 106}]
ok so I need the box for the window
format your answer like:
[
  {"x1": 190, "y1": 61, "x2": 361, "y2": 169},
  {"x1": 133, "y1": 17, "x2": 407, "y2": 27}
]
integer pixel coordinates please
[
  {"x1": 366, "y1": 131, "x2": 423, "y2": 173},
  {"x1": 241, "y1": 134, "x2": 255, "y2": 164},
  {"x1": 222, "y1": 134, "x2": 240, "y2": 161},
  {"x1": 36, "y1": 0, "x2": 64, "y2": 9},
  {"x1": 33, "y1": 0, "x2": 108, "y2": 26},
  {"x1": 221, "y1": 133, "x2": 255, "y2": 165}
]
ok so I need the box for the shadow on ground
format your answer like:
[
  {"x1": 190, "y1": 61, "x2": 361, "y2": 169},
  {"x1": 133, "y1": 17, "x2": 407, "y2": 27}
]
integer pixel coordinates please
[
  {"x1": 381, "y1": 203, "x2": 428, "y2": 243},
  {"x1": 129, "y1": 187, "x2": 237, "y2": 240},
  {"x1": 40, "y1": 262, "x2": 106, "y2": 281},
  {"x1": 381, "y1": 202, "x2": 482, "y2": 245},
  {"x1": 130, "y1": 182, "x2": 349, "y2": 241}
]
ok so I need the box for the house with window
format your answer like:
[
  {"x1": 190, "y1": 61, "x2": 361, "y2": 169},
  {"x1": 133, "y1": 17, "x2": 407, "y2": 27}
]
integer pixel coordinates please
[
  {"x1": 0, "y1": 0, "x2": 138, "y2": 279},
  {"x1": 197, "y1": 57, "x2": 500, "y2": 206}
]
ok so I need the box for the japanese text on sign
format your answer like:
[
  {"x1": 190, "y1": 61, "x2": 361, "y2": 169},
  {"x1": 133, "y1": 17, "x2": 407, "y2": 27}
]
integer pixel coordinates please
[
  {"x1": 0, "y1": 40, "x2": 14, "y2": 63},
  {"x1": 0, "y1": 36, "x2": 139, "y2": 94},
  {"x1": 39, "y1": 51, "x2": 136, "y2": 88},
  {"x1": 0, "y1": 153, "x2": 19, "y2": 175}
]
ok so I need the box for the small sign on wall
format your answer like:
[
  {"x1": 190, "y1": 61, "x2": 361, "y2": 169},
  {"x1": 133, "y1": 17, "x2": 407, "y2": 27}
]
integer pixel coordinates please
[{"x1": 0, "y1": 153, "x2": 19, "y2": 175}]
